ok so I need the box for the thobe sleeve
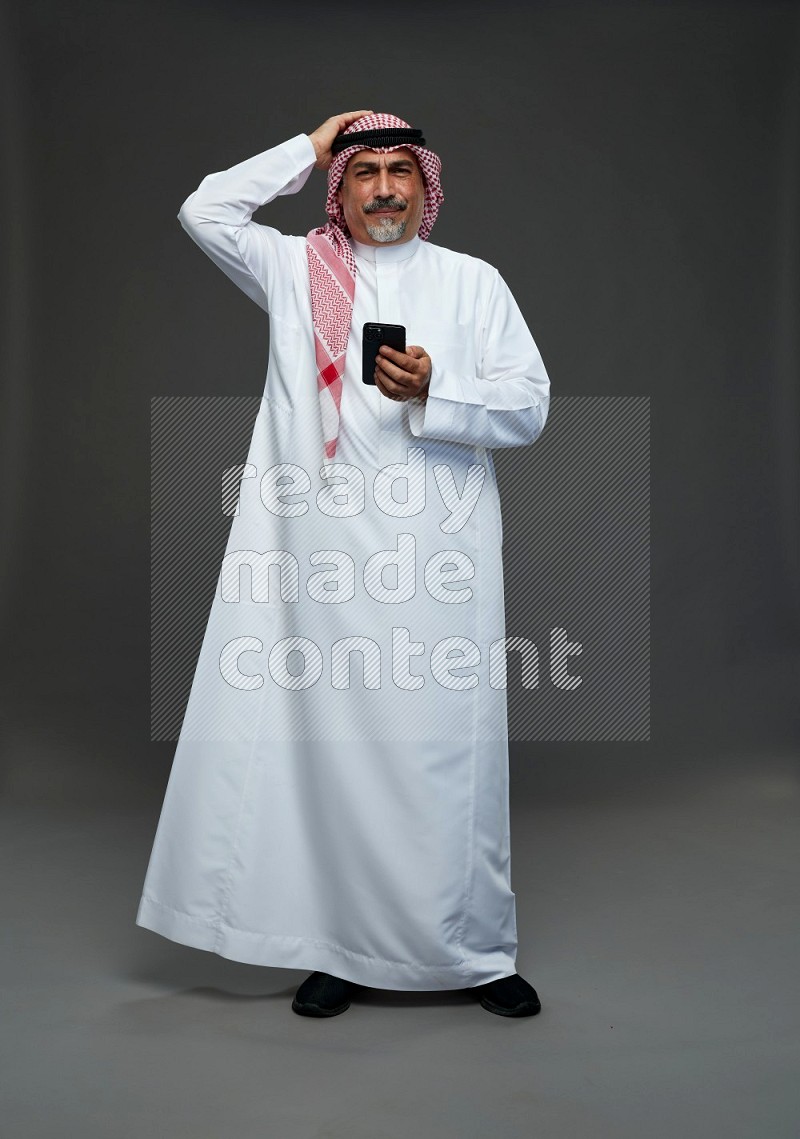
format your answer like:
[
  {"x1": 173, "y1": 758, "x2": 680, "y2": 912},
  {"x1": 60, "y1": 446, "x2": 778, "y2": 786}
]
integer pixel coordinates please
[
  {"x1": 406, "y1": 268, "x2": 551, "y2": 449},
  {"x1": 176, "y1": 133, "x2": 317, "y2": 313}
]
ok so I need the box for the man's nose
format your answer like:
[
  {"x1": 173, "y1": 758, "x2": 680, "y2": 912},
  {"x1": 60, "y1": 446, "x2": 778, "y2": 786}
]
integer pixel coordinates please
[{"x1": 376, "y1": 168, "x2": 393, "y2": 197}]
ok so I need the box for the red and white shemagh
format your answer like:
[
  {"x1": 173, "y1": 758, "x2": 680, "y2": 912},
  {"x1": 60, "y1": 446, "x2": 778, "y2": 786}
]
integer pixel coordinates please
[{"x1": 305, "y1": 113, "x2": 444, "y2": 461}]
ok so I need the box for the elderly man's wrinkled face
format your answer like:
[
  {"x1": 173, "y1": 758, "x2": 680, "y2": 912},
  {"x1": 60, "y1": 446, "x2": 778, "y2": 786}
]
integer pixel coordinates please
[{"x1": 336, "y1": 148, "x2": 425, "y2": 246}]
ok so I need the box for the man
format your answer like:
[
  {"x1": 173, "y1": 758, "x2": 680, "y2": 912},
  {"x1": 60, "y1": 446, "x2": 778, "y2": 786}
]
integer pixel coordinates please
[{"x1": 136, "y1": 111, "x2": 551, "y2": 1019}]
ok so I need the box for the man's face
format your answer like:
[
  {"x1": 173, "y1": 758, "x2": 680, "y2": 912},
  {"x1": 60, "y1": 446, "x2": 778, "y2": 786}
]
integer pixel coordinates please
[{"x1": 336, "y1": 148, "x2": 425, "y2": 246}]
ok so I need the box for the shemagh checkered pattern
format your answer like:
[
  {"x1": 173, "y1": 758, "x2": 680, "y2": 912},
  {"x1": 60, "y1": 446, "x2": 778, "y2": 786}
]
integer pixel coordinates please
[{"x1": 305, "y1": 113, "x2": 444, "y2": 461}]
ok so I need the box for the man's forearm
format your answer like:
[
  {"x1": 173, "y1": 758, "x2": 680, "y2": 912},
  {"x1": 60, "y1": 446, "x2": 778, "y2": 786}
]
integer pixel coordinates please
[
  {"x1": 178, "y1": 133, "x2": 316, "y2": 229},
  {"x1": 176, "y1": 132, "x2": 317, "y2": 312}
]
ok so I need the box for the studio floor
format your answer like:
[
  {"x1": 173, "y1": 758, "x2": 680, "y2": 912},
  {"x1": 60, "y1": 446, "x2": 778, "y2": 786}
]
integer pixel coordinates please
[{"x1": 2, "y1": 742, "x2": 798, "y2": 1138}]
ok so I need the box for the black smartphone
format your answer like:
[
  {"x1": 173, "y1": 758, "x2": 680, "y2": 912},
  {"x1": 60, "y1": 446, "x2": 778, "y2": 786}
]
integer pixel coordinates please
[{"x1": 362, "y1": 322, "x2": 406, "y2": 386}]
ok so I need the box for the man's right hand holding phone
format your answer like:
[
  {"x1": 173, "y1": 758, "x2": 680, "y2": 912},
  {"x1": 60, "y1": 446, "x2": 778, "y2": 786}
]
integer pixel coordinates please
[{"x1": 374, "y1": 344, "x2": 431, "y2": 403}]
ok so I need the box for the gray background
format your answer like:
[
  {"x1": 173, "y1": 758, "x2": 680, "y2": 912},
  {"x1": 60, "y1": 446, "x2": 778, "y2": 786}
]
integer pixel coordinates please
[{"x1": 1, "y1": 1, "x2": 798, "y2": 1136}]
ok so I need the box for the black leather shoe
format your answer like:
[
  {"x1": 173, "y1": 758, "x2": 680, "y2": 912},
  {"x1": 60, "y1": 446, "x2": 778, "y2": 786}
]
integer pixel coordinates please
[
  {"x1": 291, "y1": 971, "x2": 363, "y2": 1017},
  {"x1": 472, "y1": 973, "x2": 542, "y2": 1017}
]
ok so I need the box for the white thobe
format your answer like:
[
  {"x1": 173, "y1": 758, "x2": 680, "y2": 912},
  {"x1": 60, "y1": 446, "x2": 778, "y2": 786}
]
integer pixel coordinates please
[{"x1": 135, "y1": 133, "x2": 551, "y2": 989}]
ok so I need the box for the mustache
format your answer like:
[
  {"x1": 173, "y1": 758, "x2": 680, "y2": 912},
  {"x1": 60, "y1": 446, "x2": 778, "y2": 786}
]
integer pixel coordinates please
[{"x1": 363, "y1": 198, "x2": 407, "y2": 213}]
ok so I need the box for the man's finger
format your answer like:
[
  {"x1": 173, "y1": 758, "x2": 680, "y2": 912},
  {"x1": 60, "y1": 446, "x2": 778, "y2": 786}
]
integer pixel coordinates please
[
  {"x1": 378, "y1": 344, "x2": 418, "y2": 372},
  {"x1": 374, "y1": 372, "x2": 408, "y2": 399},
  {"x1": 341, "y1": 109, "x2": 373, "y2": 123},
  {"x1": 377, "y1": 344, "x2": 404, "y2": 360},
  {"x1": 376, "y1": 353, "x2": 413, "y2": 384}
]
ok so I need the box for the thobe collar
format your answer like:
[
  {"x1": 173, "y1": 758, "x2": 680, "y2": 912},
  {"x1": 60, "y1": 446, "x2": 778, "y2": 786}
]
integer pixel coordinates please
[{"x1": 350, "y1": 234, "x2": 421, "y2": 264}]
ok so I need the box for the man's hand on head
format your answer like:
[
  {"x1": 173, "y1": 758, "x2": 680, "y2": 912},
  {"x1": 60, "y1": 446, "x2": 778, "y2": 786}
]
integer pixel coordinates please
[
  {"x1": 308, "y1": 111, "x2": 375, "y2": 171},
  {"x1": 374, "y1": 344, "x2": 431, "y2": 403}
]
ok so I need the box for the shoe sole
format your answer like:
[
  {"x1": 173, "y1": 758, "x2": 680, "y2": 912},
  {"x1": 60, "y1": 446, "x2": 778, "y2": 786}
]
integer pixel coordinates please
[
  {"x1": 479, "y1": 996, "x2": 542, "y2": 1018},
  {"x1": 291, "y1": 997, "x2": 352, "y2": 1017}
]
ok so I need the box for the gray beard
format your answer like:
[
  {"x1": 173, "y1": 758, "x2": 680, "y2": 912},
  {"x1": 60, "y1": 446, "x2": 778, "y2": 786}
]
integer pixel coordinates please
[{"x1": 365, "y1": 216, "x2": 408, "y2": 243}]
